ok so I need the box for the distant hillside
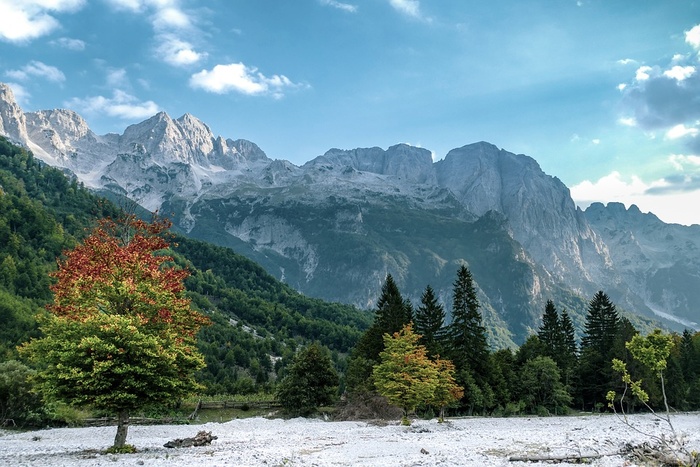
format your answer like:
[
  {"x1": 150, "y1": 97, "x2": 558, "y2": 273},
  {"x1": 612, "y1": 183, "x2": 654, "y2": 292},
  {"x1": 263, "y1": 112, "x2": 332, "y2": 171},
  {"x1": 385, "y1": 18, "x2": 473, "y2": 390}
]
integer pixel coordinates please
[{"x1": 0, "y1": 136, "x2": 371, "y2": 394}]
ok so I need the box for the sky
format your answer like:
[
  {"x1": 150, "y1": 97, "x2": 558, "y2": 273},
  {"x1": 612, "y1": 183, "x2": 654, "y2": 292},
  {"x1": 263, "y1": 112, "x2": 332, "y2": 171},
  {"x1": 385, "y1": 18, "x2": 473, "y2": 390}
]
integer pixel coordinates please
[{"x1": 1, "y1": 1, "x2": 700, "y2": 225}]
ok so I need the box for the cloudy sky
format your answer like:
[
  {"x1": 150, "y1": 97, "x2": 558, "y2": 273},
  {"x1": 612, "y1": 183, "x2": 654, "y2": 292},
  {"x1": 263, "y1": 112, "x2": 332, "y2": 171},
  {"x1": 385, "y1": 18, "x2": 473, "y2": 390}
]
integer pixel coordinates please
[{"x1": 1, "y1": 1, "x2": 699, "y2": 225}]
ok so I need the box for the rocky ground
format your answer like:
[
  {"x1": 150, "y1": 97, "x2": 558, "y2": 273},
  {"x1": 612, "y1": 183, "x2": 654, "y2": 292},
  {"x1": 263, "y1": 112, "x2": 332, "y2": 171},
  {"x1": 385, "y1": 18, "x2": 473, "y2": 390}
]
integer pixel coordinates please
[{"x1": 2, "y1": 413, "x2": 699, "y2": 466}]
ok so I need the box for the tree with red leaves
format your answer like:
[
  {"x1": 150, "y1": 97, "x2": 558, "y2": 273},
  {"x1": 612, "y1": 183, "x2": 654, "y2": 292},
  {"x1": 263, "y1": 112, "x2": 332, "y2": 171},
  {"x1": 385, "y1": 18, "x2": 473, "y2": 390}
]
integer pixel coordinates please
[{"x1": 21, "y1": 216, "x2": 209, "y2": 451}]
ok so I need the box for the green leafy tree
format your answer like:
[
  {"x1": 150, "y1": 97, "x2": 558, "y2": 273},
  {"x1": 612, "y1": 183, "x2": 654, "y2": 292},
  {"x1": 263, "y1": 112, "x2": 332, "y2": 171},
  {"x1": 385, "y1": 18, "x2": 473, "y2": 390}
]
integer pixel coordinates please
[
  {"x1": 20, "y1": 216, "x2": 209, "y2": 451},
  {"x1": 520, "y1": 356, "x2": 572, "y2": 414},
  {"x1": 276, "y1": 343, "x2": 339, "y2": 416},
  {"x1": 414, "y1": 284, "x2": 446, "y2": 358},
  {"x1": 607, "y1": 330, "x2": 698, "y2": 466},
  {"x1": 431, "y1": 357, "x2": 463, "y2": 422},
  {"x1": 373, "y1": 324, "x2": 438, "y2": 425}
]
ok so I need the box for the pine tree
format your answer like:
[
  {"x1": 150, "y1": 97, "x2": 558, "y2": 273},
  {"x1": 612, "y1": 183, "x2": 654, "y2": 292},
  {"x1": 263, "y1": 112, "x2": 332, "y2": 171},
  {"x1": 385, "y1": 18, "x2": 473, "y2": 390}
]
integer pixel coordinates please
[
  {"x1": 581, "y1": 291, "x2": 620, "y2": 354},
  {"x1": 558, "y1": 309, "x2": 578, "y2": 387},
  {"x1": 375, "y1": 274, "x2": 414, "y2": 335},
  {"x1": 577, "y1": 291, "x2": 621, "y2": 410},
  {"x1": 537, "y1": 300, "x2": 562, "y2": 362},
  {"x1": 446, "y1": 265, "x2": 491, "y2": 411},
  {"x1": 346, "y1": 274, "x2": 413, "y2": 392},
  {"x1": 414, "y1": 284, "x2": 446, "y2": 358}
]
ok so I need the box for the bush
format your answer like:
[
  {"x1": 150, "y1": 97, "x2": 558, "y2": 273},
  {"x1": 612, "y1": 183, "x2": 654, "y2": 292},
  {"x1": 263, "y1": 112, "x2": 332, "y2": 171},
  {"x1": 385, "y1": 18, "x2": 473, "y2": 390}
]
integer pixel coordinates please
[{"x1": 0, "y1": 360, "x2": 47, "y2": 427}]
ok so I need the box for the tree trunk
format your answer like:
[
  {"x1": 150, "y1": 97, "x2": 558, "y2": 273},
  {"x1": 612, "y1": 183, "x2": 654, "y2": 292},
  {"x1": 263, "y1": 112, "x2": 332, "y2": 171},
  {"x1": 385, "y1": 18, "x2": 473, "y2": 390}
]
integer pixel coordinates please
[{"x1": 113, "y1": 409, "x2": 130, "y2": 449}]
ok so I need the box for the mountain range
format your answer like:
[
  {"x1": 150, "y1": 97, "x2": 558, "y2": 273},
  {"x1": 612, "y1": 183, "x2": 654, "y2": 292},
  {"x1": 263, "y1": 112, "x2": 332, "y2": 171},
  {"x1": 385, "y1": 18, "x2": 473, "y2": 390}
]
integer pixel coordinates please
[{"x1": 1, "y1": 82, "x2": 697, "y2": 346}]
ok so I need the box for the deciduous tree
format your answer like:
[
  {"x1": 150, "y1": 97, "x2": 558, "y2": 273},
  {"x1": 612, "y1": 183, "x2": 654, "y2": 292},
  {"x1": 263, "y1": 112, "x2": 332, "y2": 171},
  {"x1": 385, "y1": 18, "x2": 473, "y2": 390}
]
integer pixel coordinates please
[
  {"x1": 20, "y1": 216, "x2": 209, "y2": 451},
  {"x1": 373, "y1": 324, "x2": 438, "y2": 425}
]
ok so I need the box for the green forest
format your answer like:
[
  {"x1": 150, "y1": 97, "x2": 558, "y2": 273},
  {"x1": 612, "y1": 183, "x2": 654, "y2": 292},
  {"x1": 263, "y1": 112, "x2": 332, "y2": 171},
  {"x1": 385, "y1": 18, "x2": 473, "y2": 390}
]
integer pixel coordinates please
[{"x1": 1, "y1": 135, "x2": 699, "y2": 428}]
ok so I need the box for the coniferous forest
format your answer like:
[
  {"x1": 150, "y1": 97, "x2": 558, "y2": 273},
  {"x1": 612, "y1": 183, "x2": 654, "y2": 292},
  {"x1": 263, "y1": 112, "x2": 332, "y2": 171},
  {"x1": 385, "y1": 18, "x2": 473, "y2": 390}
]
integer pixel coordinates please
[{"x1": 1, "y1": 136, "x2": 699, "y2": 428}]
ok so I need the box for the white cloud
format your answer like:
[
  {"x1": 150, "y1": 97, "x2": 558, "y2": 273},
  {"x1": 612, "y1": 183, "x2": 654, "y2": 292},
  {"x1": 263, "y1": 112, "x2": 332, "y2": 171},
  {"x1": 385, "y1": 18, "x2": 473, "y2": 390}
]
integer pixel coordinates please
[
  {"x1": 635, "y1": 65, "x2": 653, "y2": 81},
  {"x1": 152, "y1": 6, "x2": 191, "y2": 29},
  {"x1": 103, "y1": 0, "x2": 144, "y2": 12},
  {"x1": 666, "y1": 124, "x2": 699, "y2": 140},
  {"x1": 0, "y1": 0, "x2": 85, "y2": 43},
  {"x1": 6, "y1": 61, "x2": 66, "y2": 82},
  {"x1": 65, "y1": 90, "x2": 160, "y2": 119},
  {"x1": 619, "y1": 27, "x2": 700, "y2": 135},
  {"x1": 669, "y1": 154, "x2": 700, "y2": 171},
  {"x1": 571, "y1": 171, "x2": 700, "y2": 226},
  {"x1": 663, "y1": 65, "x2": 695, "y2": 81},
  {"x1": 618, "y1": 117, "x2": 637, "y2": 127},
  {"x1": 156, "y1": 35, "x2": 206, "y2": 67},
  {"x1": 389, "y1": 0, "x2": 421, "y2": 18},
  {"x1": 190, "y1": 63, "x2": 303, "y2": 98},
  {"x1": 617, "y1": 58, "x2": 637, "y2": 66},
  {"x1": 686, "y1": 24, "x2": 700, "y2": 50},
  {"x1": 104, "y1": 0, "x2": 206, "y2": 67},
  {"x1": 106, "y1": 68, "x2": 128, "y2": 88},
  {"x1": 319, "y1": 0, "x2": 357, "y2": 13},
  {"x1": 50, "y1": 36, "x2": 86, "y2": 50}
]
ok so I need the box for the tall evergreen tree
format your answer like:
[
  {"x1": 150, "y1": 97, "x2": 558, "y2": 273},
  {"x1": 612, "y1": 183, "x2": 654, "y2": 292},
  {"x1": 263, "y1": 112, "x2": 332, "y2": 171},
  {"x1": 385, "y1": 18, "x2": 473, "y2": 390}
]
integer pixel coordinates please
[
  {"x1": 581, "y1": 291, "x2": 620, "y2": 353},
  {"x1": 577, "y1": 291, "x2": 621, "y2": 410},
  {"x1": 414, "y1": 284, "x2": 446, "y2": 358},
  {"x1": 558, "y1": 309, "x2": 578, "y2": 387},
  {"x1": 446, "y1": 265, "x2": 491, "y2": 411},
  {"x1": 346, "y1": 274, "x2": 413, "y2": 392},
  {"x1": 537, "y1": 300, "x2": 562, "y2": 361}
]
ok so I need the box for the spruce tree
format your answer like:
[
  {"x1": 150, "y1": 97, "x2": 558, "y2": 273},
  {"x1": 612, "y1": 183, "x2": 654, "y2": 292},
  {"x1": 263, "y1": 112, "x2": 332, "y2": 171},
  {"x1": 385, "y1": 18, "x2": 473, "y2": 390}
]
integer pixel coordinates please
[
  {"x1": 446, "y1": 265, "x2": 491, "y2": 411},
  {"x1": 414, "y1": 284, "x2": 446, "y2": 358},
  {"x1": 537, "y1": 300, "x2": 562, "y2": 362},
  {"x1": 346, "y1": 274, "x2": 413, "y2": 392},
  {"x1": 577, "y1": 291, "x2": 620, "y2": 410},
  {"x1": 558, "y1": 309, "x2": 578, "y2": 387}
]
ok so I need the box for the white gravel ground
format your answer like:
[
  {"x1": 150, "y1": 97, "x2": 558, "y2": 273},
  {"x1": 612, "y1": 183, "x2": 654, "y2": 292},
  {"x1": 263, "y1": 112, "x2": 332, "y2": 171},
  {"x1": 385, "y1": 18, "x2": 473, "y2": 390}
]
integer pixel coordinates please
[{"x1": 1, "y1": 413, "x2": 698, "y2": 466}]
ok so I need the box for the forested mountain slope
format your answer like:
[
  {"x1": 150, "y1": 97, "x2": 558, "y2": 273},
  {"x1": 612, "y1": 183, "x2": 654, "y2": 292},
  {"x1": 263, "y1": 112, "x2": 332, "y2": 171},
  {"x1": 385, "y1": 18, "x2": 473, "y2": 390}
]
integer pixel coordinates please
[{"x1": 0, "y1": 136, "x2": 371, "y2": 393}]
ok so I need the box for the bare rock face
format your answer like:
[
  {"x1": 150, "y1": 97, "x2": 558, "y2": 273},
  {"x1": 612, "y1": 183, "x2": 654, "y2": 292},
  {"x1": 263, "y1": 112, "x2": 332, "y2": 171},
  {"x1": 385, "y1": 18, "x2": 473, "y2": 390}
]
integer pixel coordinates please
[
  {"x1": 585, "y1": 202, "x2": 700, "y2": 327},
  {"x1": 0, "y1": 84, "x2": 29, "y2": 146},
  {"x1": 309, "y1": 143, "x2": 436, "y2": 185},
  {"x1": 435, "y1": 142, "x2": 615, "y2": 295}
]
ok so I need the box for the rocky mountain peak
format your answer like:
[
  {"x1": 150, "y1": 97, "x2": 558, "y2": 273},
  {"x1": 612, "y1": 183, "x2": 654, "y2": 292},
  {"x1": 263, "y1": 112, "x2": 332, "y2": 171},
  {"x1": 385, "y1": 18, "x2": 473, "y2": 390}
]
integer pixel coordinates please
[
  {"x1": 0, "y1": 83, "x2": 29, "y2": 145},
  {"x1": 310, "y1": 144, "x2": 436, "y2": 185}
]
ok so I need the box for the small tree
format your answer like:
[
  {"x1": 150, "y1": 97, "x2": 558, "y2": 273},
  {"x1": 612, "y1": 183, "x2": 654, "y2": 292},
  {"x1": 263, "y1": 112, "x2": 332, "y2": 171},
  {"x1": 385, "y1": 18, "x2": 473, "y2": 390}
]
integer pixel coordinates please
[
  {"x1": 607, "y1": 330, "x2": 699, "y2": 466},
  {"x1": 20, "y1": 216, "x2": 209, "y2": 452},
  {"x1": 276, "y1": 343, "x2": 339, "y2": 416},
  {"x1": 520, "y1": 356, "x2": 572, "y2": 415},
  {"x1": 431, "y1": 357, "x2": 463, "y2": 422},
  {"x1": 373, "y1": 324, "x2": 438, "y2": 425}
]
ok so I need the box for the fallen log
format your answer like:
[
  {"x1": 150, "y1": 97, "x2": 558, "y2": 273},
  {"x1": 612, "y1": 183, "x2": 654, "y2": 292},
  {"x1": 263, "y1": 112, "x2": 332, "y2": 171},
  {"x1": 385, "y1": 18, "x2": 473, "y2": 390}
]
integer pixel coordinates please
[
  {"x1": 508, "y1": 451, "x2": 617, "y2": 463},
  {"x1": 164, "y1": 430, "x2": 218, "y2": 448}
]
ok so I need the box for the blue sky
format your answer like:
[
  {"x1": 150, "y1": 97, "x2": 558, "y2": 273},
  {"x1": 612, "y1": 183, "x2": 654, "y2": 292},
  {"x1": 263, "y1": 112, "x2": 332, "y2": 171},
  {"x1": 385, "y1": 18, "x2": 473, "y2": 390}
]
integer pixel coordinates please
[{"x1": 1, "y1": 1, "x2": 700, "y2": 225}]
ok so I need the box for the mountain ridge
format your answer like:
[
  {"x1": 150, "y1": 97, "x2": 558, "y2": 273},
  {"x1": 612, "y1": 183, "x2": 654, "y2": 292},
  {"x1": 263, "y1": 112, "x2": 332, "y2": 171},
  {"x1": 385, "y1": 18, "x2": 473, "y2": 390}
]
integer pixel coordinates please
[{"x1": 0, "y1": 82, "x2": 696, "y2": 343}]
